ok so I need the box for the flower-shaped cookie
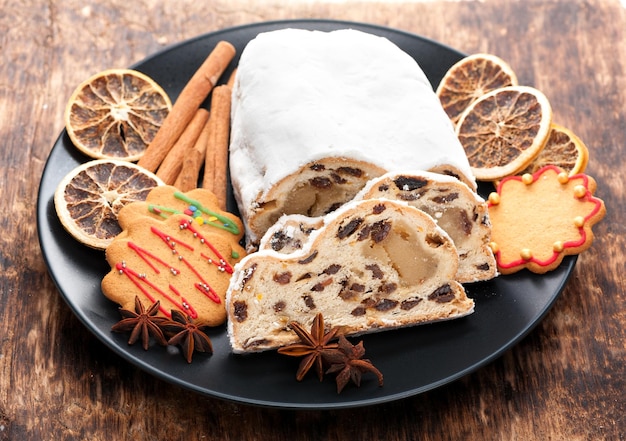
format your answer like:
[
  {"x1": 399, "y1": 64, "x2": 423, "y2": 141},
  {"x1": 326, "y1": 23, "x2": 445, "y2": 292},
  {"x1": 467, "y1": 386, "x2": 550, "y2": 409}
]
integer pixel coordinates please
[{"x1": 487, "y1": 165, "x2": 606, "y2": 274}]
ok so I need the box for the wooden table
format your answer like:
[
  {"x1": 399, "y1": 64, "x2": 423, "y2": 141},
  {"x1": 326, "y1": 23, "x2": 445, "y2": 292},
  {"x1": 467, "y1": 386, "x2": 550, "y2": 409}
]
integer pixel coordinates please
[{"x1": 3, "y1": 0, "x2": 625, "y2": 439}]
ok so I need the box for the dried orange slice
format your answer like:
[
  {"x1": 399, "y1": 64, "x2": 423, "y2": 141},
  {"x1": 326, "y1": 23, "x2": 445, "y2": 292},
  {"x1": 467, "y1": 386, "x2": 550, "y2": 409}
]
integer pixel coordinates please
[
  {"x1": 65, "y1": 69, "x2": 171, "y2": 161},
  {"x1": 54, "y1": 159, "x2": 164, "y2": 249},
  {"x1": 436, "y1": 53, "x2": 518, "y2": 125},
  {"x1": 515, "y1": 123, "x2": 589, "y2": 176},
  {"x1": 455, "y1": 85, "x2": 553, "y2": 181}
]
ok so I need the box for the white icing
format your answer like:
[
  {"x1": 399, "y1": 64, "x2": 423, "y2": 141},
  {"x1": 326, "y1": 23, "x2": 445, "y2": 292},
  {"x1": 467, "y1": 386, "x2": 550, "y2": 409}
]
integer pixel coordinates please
[{"x1": 229, "y1": 28, "x2": 475, "y2": 226}]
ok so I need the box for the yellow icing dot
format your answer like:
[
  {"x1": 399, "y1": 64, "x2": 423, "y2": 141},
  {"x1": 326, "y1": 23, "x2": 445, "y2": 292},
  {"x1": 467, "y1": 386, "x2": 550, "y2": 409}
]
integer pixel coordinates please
[
  {"x1": 553, "y1": 241, "x2": 564, "y2": 252},
  {"x1": 574, "y1": 185, "x2": 587, "y2": 198},
  {"x1": 520, "y1": 248, "x2": 532, "y2": 260},
  {"x1": 574, "y1": 216, "x2": 585, "y2": 227},
  {"x1": 194, "y1": 216, "x2": 204, "y2": 225},
  {"x1": 522, "y1": 173, "x2": 534, "y2": 185},
  {"x1": 557, "y1": 172, "x2": 570, "y2": 184},
  {"x1": 488, "y1": 192, "x2": 500, "y2": 205},
  {"x1": 256, "y1": 293, "x2": 263, "y2": 301}
]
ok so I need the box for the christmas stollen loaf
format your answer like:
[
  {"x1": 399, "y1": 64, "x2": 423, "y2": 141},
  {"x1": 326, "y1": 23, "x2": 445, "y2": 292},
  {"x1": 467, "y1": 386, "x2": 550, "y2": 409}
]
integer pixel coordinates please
[
  {"x1": 229, "y1": 28, "x2": 476, "y2": 249},
  {"x1": 226, "y1": 198, "x2": 474, "y2": 353}
]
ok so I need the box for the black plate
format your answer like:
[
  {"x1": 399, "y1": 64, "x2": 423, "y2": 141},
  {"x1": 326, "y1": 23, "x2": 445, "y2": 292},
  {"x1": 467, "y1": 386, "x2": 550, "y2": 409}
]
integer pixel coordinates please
[{"x1": 36, "y1": 19, "x2": 576, "y2": 409}]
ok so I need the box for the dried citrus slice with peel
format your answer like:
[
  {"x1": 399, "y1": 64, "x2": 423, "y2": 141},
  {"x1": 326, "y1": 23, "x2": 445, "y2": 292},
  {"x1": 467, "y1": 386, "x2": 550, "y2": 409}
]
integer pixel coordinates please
[
  {"x1": 65, "y1": 69, "x2": 171, "y2": 161},
  {"x1": 54, "y1": 159, "x2": 164, "y2": 249},
  {"x1": 456, "y1": 85, "x2": 553, "y2": 181},
  {"x1": 516, "y1": 123, "x2": 589, "y2": 176},
  {"x1": 436, "y1": 53, "x2": 518, "y2": 125}
]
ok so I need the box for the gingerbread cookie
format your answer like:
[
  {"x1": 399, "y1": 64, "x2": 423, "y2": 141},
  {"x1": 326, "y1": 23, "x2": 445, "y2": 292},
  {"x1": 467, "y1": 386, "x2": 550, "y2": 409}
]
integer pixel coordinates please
[
  {"x1": 487, "y1": 165, "x2": 606, "y2": 274},
  {"x1": 102, "y1": 188, "x2": 246, "y2": 326}
]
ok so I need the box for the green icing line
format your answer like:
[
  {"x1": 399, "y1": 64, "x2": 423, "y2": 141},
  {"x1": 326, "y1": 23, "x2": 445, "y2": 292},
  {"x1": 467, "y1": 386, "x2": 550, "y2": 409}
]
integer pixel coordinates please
[
  {"x1": 148, "y1": 204, "x2": 178, "y2": 218},
  {"x1": 146, "y1": 192, "x2": 240, "y2": 236},
  {"x1": 174, "y1": 191, "x2": 240, "y2": 235}
]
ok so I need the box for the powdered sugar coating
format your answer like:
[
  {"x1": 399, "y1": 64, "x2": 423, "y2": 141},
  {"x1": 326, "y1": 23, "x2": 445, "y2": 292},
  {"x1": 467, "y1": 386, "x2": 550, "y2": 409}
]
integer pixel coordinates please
[{"x1": 229, "y1": 28, "x2": 475, "y2": 241}]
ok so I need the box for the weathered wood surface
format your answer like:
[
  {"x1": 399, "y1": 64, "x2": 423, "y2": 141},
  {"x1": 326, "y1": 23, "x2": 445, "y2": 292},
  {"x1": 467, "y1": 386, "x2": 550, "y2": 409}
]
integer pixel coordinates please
[{"x1": 1, "y1": 0, "x2": 625, "y2": 439}]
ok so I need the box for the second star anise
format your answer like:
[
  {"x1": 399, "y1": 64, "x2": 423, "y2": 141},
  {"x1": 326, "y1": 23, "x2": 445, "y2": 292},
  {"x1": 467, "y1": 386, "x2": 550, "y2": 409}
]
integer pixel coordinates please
[
  {"x1": 159, "y1": 310, "x2": 214, "y2": 363},
  {"x1": 277, "y1": 313, "x2": 340, "y2": 381},
  {"x1": 324, "y1": 334, "x2": 384, "y2": 394}
]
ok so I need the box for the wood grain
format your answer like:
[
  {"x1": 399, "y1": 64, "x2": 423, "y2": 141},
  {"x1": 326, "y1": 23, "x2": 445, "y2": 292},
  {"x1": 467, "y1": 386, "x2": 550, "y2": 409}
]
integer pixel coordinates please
[{"x1": 1, "y1": 0, "x2": 625, "y2": 439}]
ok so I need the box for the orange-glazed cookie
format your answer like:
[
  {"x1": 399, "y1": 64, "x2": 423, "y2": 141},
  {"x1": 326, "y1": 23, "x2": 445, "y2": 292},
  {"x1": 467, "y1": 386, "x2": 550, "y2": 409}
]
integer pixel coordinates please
[
  {"x1": 102, "y1": 188, "x2": 246, "y2": 326},
  {"x1": 487, "y1": 165, "x2": 606, "y2": 274}
]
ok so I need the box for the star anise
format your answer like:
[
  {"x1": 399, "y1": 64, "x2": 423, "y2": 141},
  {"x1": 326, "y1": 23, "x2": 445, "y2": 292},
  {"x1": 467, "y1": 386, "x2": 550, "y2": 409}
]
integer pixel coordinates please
[
  {"x1": 111, "y1": 296, "x2": 169, "y2": 350},
  {"x1": 277, "y1": 313, "x2": 340, "y2": 381},
  {"x1": 324, "y1": 334, "x2": 384, "y2": 394},
  {"x1": 159, "y1": 310, "x2": 213, "y2": 363}
]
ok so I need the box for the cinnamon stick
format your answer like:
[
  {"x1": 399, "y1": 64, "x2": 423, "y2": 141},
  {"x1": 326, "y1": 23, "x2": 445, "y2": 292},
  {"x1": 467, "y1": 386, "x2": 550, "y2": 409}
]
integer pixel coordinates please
[
  {"x1": 202, "y1": 85, "x2": 232, "y2": 209},
  {"x1": 175, "y1": 148, "x2": 205, "y2": 192},
  {"x1": 138, "y1": 41, "x2": 236, "y2": 172},
  {"x1": 156, "y1": 108, "x2": 209, "y2": 185},
  {"x1": 174, "y1": 117, "x2": 211, "y2": 191}
]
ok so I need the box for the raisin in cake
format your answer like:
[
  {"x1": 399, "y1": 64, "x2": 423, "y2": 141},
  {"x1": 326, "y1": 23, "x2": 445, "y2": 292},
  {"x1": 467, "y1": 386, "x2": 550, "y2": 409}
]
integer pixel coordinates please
[
  {"x1": 229, "y1": 28, "x2": 476, "y2": 249},
  {"x1": 226, "y1": 198, "x2": 474, "y2": 353},
  {"x1": 355, "y1": 171, "x2": 497, "y2": 283}
]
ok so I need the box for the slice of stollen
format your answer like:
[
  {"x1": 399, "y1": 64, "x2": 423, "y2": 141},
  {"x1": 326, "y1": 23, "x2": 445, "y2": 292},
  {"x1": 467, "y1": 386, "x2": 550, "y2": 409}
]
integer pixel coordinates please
[
  {"x1": 259, "y1": 171, "x2": 497, "y2": 283},
  {"x1": 355, "y1": 171, "x2": 497, "y2": 283},
  {"x1": 226, "y1": 198, "x2": 474, "y2": 353}
]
